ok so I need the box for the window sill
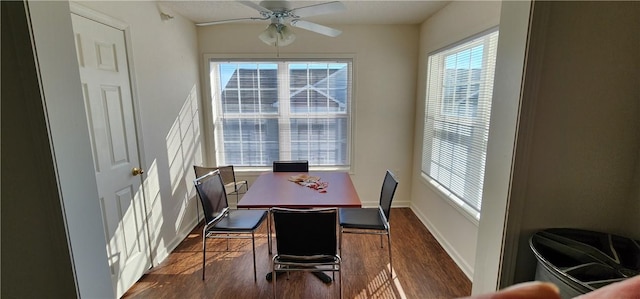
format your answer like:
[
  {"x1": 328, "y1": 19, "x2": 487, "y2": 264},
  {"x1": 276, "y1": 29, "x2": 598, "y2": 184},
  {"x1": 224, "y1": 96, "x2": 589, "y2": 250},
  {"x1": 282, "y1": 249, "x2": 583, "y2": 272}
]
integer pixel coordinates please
[{"x1": 420, "y1": 172, "x2": 480, "y2": 226}]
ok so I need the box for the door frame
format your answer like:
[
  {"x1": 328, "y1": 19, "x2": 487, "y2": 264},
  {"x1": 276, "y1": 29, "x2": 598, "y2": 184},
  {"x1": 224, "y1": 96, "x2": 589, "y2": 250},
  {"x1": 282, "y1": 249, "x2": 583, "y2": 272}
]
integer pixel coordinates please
[{"x1": 69, "y1": 0, "x2": 153, "y2": 272}]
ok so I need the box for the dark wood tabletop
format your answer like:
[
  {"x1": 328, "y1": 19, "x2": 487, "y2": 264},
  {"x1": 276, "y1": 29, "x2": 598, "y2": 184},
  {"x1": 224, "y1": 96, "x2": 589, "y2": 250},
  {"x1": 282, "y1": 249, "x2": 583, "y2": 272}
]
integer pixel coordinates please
[{"x1": 237, "y1": 172, "x2": 361, "y2": 209}]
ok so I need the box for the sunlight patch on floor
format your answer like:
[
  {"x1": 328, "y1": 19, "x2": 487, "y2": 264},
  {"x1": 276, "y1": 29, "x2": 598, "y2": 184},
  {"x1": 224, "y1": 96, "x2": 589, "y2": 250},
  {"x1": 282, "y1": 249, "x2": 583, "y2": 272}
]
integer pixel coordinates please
[{"x1": 354, "y1": 264, "x2": 407, "y2": 299}]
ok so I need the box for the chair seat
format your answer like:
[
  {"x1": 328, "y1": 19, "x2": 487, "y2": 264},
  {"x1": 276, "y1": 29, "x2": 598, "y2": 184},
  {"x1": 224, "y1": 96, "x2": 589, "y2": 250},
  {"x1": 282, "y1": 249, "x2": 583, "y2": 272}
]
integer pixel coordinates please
[
  {"x1": 338, "y1": 208, "x2": 385, "y2": 230},
  {"x1": 276, "y1": 254, "x2": 339, "y2": 264},
  {"x1": 209, "y1": 210, "x2": 267, "y2": 231}
]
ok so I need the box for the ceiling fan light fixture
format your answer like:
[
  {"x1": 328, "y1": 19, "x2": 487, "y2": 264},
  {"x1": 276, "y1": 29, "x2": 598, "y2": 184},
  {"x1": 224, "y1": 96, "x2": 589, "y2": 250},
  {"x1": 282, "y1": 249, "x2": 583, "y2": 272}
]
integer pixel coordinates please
[
  {"x1": 259, "y1": 23, "x2": 295, "y2": 47},
  {"x1": 278, "y1": 24, "x2": 296, "y2": 46}
]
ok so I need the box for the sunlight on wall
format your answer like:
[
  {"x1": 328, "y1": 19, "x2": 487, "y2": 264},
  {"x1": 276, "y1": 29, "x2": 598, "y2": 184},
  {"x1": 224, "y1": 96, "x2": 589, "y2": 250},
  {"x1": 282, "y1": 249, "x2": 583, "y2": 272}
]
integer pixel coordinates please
[
  {"x1": 143, "y1": 159, "x2": 164, "y2": 262},
  {"x1": 165, "y1": 85, "x2": 202, "y2": 231}
]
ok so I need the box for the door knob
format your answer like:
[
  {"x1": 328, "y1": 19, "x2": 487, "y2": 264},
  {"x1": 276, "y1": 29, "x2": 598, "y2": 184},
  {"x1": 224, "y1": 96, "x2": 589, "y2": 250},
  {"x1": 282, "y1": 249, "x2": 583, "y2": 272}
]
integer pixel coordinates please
[{"x1": 132, "y1": 167, "x2": 144, "y2": 176}]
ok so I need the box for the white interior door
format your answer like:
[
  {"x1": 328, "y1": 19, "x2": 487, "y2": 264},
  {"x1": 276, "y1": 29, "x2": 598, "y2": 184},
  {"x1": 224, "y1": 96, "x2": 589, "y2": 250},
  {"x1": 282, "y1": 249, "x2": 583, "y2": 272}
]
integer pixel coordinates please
[{"x1": 71, "y1": 13, "x2": 150, "y2": 298}]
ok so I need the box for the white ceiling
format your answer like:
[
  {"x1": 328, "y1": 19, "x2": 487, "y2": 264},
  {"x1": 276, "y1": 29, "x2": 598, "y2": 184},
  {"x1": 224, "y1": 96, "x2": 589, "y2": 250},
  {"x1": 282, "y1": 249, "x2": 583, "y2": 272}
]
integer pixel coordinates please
[{"x1": 158, "y1": 0, "x2": 451, "y2": 26}]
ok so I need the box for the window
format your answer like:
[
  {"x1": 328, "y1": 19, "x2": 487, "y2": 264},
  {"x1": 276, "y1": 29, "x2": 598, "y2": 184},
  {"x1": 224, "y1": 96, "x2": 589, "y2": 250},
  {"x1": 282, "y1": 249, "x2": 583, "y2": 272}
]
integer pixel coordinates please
[
  {"x1": 422, "y1": 30, "x2": 499, "y2": 217},
  {"x1": 209, "y1": 59, "x2": 352, "y2": 168}
]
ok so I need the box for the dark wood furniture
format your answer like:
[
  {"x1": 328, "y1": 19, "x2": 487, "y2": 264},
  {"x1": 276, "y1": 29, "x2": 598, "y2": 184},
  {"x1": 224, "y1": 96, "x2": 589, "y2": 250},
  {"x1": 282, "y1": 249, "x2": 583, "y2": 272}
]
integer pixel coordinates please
[{"x1": 237, "y1": 172, "x2": 361, "y2": 209}]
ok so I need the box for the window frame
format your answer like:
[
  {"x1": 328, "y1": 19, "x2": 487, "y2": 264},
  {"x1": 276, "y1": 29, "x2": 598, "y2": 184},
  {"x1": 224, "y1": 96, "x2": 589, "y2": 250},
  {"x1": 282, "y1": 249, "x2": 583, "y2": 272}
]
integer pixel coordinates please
[
  {"x1": 203, "y1": 54, "x2": 356, "y2": 173},
  {"x1": 421, "y1": 29, "x2": 499, "y2": 221}
]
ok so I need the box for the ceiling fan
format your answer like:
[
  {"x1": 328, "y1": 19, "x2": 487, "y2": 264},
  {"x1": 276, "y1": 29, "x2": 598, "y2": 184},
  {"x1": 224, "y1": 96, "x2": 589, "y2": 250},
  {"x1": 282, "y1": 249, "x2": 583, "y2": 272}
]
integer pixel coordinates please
[{"x1": 195, "y1": 1, "x2": 346, "y2": 47}]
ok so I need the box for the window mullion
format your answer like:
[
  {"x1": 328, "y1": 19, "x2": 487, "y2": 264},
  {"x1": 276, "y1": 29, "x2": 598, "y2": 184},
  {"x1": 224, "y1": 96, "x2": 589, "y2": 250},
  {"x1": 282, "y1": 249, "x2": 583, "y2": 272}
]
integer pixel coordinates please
[{"x1": 278, "y1": 62, "x2": 292, "y2": 160}]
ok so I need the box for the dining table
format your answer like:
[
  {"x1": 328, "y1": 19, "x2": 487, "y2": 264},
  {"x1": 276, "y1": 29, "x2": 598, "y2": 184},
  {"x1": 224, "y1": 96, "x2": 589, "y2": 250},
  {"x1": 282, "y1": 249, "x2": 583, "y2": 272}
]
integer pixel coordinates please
[
  {"x1": 237, "y1": 171, "x2": 361, "y2": 283},
  {"x1": 237, "y1": 171, "x2": 362, "y2": 209}
]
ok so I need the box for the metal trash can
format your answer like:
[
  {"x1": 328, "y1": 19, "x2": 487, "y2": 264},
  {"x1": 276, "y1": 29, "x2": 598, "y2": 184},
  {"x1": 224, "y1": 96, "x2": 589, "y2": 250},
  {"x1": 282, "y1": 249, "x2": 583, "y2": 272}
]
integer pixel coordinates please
[{"x1": 529, "y1": 228, "x2": 640, "y2": 298}]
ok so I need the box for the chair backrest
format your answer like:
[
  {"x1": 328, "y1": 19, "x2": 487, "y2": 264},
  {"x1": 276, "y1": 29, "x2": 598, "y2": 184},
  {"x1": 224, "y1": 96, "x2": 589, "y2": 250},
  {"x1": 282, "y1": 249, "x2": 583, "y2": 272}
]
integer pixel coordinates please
[
  {"x1": 379, "y1": 170, "x2": 399, "y2": 222},
  {"x1": 272, "y1": 207, "x2": 337, "y2": 256},
  {"x1": 194, "y1": 170, "x2": 229, "y2": 224},
  {"x1": 194, "y1": 165, "x2": 236, "y2": 186},
  {"x1": 273, "y1": 160, "x2": 309, "y2": 172}
]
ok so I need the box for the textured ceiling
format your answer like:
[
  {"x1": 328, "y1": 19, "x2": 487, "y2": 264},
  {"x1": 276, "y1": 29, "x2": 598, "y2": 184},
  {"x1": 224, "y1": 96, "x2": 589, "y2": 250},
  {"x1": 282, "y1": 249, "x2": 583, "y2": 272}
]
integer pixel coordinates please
[{"x1": 158, "y1": 0, "x2": 451, "y2": 25}]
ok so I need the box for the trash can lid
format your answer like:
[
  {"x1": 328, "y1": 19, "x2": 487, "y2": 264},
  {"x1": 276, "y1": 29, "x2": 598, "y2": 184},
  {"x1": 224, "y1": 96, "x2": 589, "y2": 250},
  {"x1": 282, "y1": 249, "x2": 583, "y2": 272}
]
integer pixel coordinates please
[{"x1": 530, "y1": 228, "x2": 640, "y2": 291}]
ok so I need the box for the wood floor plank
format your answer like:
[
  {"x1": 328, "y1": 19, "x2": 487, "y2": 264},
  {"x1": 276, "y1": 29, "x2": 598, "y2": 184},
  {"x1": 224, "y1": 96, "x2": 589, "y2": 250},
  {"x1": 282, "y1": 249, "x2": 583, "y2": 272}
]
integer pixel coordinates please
[{"x1": 123, "y1": 208, "x2": 471, "y2": 298}]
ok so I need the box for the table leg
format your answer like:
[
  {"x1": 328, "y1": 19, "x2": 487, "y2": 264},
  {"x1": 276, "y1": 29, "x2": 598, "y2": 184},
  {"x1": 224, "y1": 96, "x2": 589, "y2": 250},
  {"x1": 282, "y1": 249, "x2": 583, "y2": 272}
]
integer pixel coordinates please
[{"x1": 312, "y1": 271, "x2": 332, "y2": 283}]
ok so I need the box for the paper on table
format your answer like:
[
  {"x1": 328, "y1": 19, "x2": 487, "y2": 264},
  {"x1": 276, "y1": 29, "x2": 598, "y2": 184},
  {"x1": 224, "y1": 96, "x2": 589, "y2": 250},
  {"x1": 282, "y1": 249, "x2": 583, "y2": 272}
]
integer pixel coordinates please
[{"x1": 288, "y1": 174, "x2": 328, "y2": 193}]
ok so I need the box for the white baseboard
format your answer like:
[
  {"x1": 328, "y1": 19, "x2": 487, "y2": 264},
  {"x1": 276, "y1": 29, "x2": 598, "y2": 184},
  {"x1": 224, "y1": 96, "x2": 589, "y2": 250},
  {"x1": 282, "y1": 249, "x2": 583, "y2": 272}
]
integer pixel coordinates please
[
  {"x1": 359, "y1": 200, "x2": 411, "y2": 208},
  {"x1": 152, "y1": 216, "x2": 200, "y2": 266},
  {"x1": 409, "y1": 205, "x2": 474, "y2": 280}
]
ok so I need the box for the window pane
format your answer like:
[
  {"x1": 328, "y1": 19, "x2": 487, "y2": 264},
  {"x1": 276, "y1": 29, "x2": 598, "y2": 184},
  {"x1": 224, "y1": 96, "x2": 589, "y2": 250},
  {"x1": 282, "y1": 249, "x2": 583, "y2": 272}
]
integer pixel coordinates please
[
  {"x1": 290, "y1": 117, "x2": 348, "y2": 166},
  {"x1": 222, "y1": 118, "x2": 279, "y2": 166},
  {"x1": 289, "y1": 63, "x2": 348, "y2": 114},
  {"x1": 221, "y1": 89, "x2": 239, "y2": 113},
  {"x1": 212, "y1": 59, "x2": 352, "y2": 168},
  {"x1": 240, "y1": 89, "x2": 259, "y2": 113},
  {"x1": 260, "y1": 90, "x2": 278, "y2": 113},
  {"x1": 421, "y1": 30, "x2": 499, "y2": 215}
]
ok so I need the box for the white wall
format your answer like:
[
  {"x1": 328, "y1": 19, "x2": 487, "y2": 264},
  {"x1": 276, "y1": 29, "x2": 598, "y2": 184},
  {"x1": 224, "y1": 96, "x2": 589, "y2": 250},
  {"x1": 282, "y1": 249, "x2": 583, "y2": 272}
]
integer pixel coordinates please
[
  {"x1": 411, "y1": 1, "x2": 502, "y2": 279},
  {"x1": 473, "y1": 0, "x2": 532, "y2": 293},
  {"x1": 75, "y1": 1, "x2": 204, "y2": 265},
  {"x1": 9, "y1": 2, "x2": 203, "y2": 295},
  {"x1": 197, "y1": 24, "x2": 420, "y2": 208},
  {"x1": 3, "y1": 1, "x2": 109, "y2": 297},
  {"x1": 505, "y1": 0, "x2": 640, "y2": 284},
  {"x1": 3, "y1": 1, "x2": 117, "y2": 297},
  {"x1": 6, "y1": 0, "x2": 203, "y2": 296}
]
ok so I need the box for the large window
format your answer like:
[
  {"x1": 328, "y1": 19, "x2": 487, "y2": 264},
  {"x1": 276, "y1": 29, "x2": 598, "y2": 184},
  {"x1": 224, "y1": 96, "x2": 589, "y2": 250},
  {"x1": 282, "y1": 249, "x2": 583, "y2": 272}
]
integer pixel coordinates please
[
  {"x1": 422, "y1": 30, "x2": 499, "y2": 217},
  {"x1": 209, "y1": 60, "x2": 352, "y2": 168}
]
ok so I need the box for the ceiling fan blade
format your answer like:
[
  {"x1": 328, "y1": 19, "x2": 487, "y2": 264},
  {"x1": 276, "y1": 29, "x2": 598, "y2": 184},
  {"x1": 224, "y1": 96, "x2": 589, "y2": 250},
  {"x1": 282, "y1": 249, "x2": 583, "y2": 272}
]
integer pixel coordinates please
[
  {"x1": 290, "y1": 1, "x2": 346, "y2": 18},
  {"x1": 290, "y1": 20, "x2": 342, "y2": 37},
  {"x1": 196, "y1": 17, "x2": 269, "y2": 27},
  {"x1": 238, "y1": 1, "x2": 272, "y2": 14}
]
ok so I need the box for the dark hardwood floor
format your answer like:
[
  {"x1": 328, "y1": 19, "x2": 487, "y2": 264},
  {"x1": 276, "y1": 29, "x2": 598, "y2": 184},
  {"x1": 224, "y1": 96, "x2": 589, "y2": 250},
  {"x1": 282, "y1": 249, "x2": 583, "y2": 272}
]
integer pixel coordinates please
[{"x1": 123, "y1": 208, "x2": 471, "y2": 298}]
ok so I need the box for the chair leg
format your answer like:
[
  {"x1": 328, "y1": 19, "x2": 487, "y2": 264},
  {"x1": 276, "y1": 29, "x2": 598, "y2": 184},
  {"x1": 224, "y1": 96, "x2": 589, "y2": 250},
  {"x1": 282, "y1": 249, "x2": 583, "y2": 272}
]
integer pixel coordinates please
[
  {"x1": 252, "y1": 231, "x2": 257, "y2": 282},
  {"x1": 387, "y1": 231, "x2": 392, "y2": 278},
  {"x1": 339, "y1": 227, "x2": 343, "y2": 250},
  {"x1": 272, "y1": 263, "x2": 277, "y2": 299},
  {"x1": 267, "y1": 212, "x2": 272, "y2": 254},
  {"x1": 338, "y1": 261, "x2": 343, "y2": 299},
  {"x1": 202, "y1": 230, "x2": 207, "y2": 280}
]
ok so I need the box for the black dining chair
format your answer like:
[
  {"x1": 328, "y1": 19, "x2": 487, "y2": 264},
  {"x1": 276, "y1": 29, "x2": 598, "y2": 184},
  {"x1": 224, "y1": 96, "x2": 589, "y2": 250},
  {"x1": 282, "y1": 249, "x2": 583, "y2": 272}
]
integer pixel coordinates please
[
  {"x1": 272, "y1": 160, "x2": 309, "y2": 172},
  {"x1": 271, "y1": 207, "x2": 342, "y2": 299},
  {"x1": 194, "y1": 165, "x2": 248, "y2": 204},
  {"x1": 338, "y1": 170, "x2": 398, "y2": 278},
  {"x1": 194, "y1": 170, "x2": 270, "y2": 281}
]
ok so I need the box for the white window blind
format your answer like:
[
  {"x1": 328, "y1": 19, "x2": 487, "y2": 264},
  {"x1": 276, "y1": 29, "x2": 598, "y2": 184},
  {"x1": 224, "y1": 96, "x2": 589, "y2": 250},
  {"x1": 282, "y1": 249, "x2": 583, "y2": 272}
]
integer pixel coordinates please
[
  {"x1": 422, "y1": 30, "x2": 499, "y2": 215},
  {"x1": 209, "y1": 60, "x2": 352, "y2": 167}
]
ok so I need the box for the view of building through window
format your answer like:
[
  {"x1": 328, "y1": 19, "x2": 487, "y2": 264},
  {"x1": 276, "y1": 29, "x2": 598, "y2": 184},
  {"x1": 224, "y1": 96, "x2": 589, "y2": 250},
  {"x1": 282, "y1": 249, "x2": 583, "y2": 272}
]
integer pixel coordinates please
[
  {"x1": 422, "y1": 30, "x2": 499, "y2": 217},
  {"x1": 210, "y1": 60, "x2": 352, "y2": 167}
]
